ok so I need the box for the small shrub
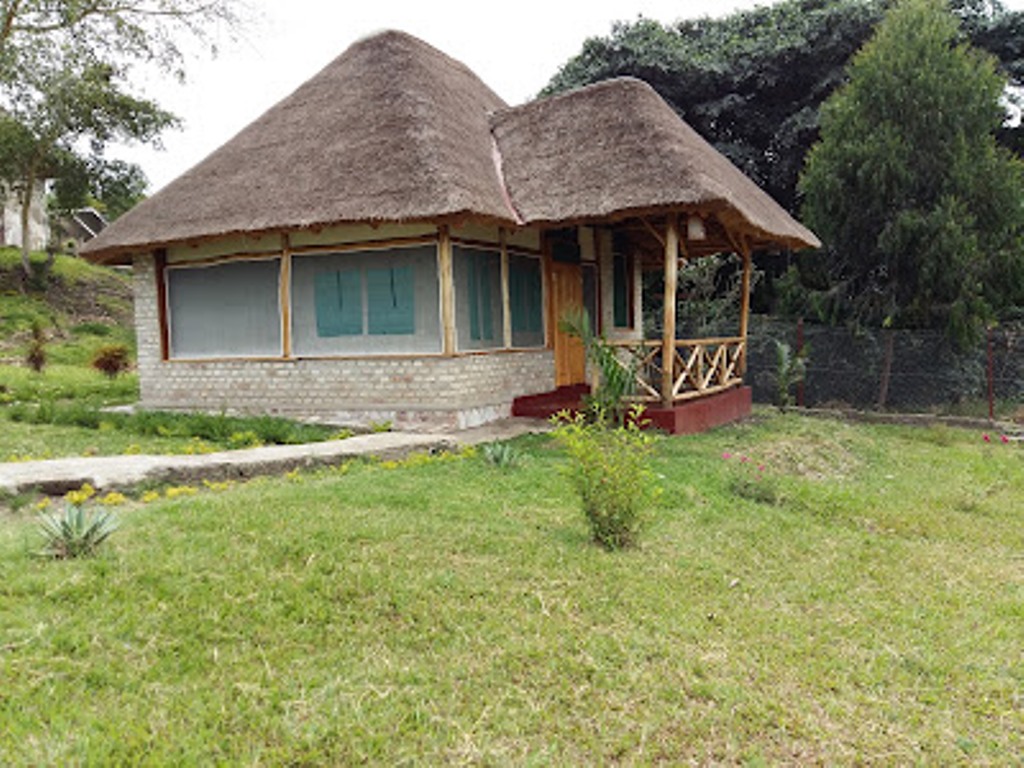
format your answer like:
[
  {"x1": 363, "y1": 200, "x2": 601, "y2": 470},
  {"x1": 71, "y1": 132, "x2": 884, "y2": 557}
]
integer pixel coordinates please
[
  {"x1": 71, "y1": 322, "x2": 112, "y2": 337},
  {"x1": 91, "y1": 344, "x2": 131, "y2": 379},
  {"x1": 722, "y1": 452, "x2": 784, "y2": 505},
  {"x1": 25, "y1": 322, "x2": 47, "y2": 372},
  {"x1": 482, "y1": 442, "x2": 522, "y2": 468},
  {"x1": 773, "y1": 340, "x2": 808, "y2": 410},
  {"x1": 552, "y1": 406, "x2": 660, "y2": 550},
  {"x1": 36, "y1": 504, "x2": 119, "y2": 559},
  {"x1": 64, "y1": 482, "x2": 97, "y2": 506},
  {"x1": 227, "y1": 430, "x2": 263, "y2": 449}
]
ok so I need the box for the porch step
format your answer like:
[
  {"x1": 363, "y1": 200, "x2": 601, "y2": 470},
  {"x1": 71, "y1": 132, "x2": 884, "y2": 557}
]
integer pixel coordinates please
[{"x1": 512, "y1": 384, "x2": 591, "y2": 420}]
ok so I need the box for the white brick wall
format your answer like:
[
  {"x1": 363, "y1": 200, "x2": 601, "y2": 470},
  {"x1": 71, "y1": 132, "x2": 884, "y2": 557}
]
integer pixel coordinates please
[{"x1": 133, "y1": 254, "x2": 554, "y2": 430}]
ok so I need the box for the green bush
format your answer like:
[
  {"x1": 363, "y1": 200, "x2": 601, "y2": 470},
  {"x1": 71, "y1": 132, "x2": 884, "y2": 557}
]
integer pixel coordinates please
[
  {"x1": 91, "y1": 344, "x2": 131, "y2": 378},
  {"x1": 36, "y1": 504, "x2": 119, "y2": 559},
  {"x1": 25, "y1": 322, "x2": 47, "y2": 372},
  {"x1": 552, "y1": 407, "x2": 660, "y2": 550},
  {"x1": 71, "y1": 322, "x2": 112, "y2": 337},
  {"x1": 6, "y1": 402, "x2": 336, "y2": 448}
]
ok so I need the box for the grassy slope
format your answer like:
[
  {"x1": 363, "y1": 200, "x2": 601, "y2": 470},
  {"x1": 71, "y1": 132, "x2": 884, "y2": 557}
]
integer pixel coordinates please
[
  {"x1": 0, "y1": 247, "x2": 137, "y2": 407},
  {"x1": 0, "y1": 413, "x2": 1020, "y2": 763}
]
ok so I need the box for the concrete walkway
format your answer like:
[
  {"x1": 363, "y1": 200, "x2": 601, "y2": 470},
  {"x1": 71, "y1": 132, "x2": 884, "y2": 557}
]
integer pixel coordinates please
[{"x1": 0, "y1": 418, "x2": 552, "y2": 496}]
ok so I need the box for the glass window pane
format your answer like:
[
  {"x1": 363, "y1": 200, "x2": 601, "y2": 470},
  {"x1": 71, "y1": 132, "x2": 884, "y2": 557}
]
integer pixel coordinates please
[
  {"x1": 291, "y1": 246, "x2": 440, "y2": 356},
  {"x1": 168, "y1": 258, "x2": 281, "y2": 358},
  {"x1": 509, "y1": 253, "x2": 544, "y2": 348},
  {"x1": 454, "y1": 246, "x2": 503, "y2": 351}
]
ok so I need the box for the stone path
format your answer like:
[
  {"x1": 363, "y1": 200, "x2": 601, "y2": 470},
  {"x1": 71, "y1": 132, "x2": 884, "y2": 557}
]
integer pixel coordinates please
[{"x1": 0, "y1": 418, "x2": 552, "y2": 496}]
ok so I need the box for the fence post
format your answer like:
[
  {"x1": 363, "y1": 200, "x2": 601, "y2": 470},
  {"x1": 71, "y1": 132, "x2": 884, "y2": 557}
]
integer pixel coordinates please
[
  {"x1": 988, "y1": 325, "x2": 995, "y2": 422},
  {"x1": 796, "y1": 317, "x2": 805, "y2": 408}
]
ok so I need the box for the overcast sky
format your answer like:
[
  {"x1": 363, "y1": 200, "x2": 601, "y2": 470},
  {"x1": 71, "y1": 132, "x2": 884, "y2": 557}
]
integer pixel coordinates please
[{"x1": 115, "y1": 0, "x2": 1024, "y2": 192}]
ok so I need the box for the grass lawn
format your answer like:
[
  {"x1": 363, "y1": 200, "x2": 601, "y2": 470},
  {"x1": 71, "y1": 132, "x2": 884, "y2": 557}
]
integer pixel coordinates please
[{"x1": 1, "y1": 413, "x2": 1021, "y2": 763}]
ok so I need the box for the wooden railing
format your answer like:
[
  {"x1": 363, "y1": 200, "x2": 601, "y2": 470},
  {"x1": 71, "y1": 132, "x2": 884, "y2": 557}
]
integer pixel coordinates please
[{"x1": 608, "y1": 337, "x2": 746, "y2": 403}]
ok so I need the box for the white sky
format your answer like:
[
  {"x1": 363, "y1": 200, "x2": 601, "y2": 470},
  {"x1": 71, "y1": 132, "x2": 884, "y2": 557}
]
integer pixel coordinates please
[{"x1": 115, "y1": 0, "x2": 1024, "y2": 192}]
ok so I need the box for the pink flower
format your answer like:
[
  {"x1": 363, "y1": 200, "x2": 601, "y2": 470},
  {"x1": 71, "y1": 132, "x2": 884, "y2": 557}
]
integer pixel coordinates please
[
  {"x1": 1001, "y1": 435, "x2": 1010, "y2": 444},
  {"x1": 722, "y1": 452, "x2": 732, "y2": 460},
  {"x1": 740, "y1": 455, "x2": 749, "y2": 463},
  {"x1": 983, "y1": 433, "x2": 991, "y2": 443},
  {"x1": 758, "y1": 465, "x2": 766, "y2": 472}
]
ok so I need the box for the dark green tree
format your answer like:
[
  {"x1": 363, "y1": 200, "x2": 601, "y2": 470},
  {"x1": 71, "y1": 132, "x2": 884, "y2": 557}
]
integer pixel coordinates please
[
  {"x1": 800, "y1": 0, "x2": 1024, "y2": 341},
  {"x1": 0, "y1": 57, "x2": 174, "y2": 273},
  {"x1": 0, "y1": 0, "x2": 239, "y2": 273},
  {"x1": 543, "y1": 0, "x2": 1024, "y2": 215}
]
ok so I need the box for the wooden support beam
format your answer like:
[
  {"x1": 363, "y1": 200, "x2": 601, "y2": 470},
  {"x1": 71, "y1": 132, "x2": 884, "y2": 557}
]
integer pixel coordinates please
[
  {"x1": 154, "y1": 249, "x2": 169, "y2": 361},
  {"x1": 738, "y1": 239, "x2": 752, "y2": 375},
  {"x1": 438, "y1": 225, "x2": 457, "y2": 356},
  {"x1": 662, "y1": 216, "x2": 679, "y2": 407},
  {"x1": 280, "y1": 233, "x2": 293, "y2": 359},
  {"x1": 500, "y1": 227, "x2": 512, "y2": 349},
  {"x1": 640, "y1": 217, "x2": 666, "y2": 248}
]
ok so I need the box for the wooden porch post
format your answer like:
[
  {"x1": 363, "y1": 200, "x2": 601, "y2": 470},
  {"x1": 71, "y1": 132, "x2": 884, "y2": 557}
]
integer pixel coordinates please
[
  {"x1": 738, "y1": 239, "x2": 752, "y2": 375},
  {"x1": 662, "y1": 216, "x2": 679, "y2": 407},
  {"x1": 438, "y1": 225, "x2": 457, "y2": 356},
  {"x1": 280, "y1": 233, "x2": 293, "y2": 359}
]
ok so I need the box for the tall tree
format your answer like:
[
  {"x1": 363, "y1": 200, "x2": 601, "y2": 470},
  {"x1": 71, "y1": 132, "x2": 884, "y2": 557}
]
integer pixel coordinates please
[
  {"x1": 0, "y1": 56, "x2": 174, "y2": 273},
  {"x1": 0, "y1": 0, "x2": 238, "y2": 274},
  {"x1": 799, "y1": 0, "x2": 1024, "y2": 341}
]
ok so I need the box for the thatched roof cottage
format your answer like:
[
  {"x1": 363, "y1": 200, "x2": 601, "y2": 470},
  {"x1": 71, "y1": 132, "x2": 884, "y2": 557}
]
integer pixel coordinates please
[{"x1": 82, "y1": 30, "x2": 818, "y2": 432}]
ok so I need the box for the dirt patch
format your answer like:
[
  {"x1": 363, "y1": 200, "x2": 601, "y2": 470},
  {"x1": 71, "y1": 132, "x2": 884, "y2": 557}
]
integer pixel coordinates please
[{"x1": 756, "y1": 432, "x2": 863, "y2": 480}]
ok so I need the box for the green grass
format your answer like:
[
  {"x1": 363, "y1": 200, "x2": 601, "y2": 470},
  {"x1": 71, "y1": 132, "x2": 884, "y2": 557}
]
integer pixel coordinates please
[
  {"x1": 1, "y1": 413, "x2": 1020, "y2": 763},
  {"x1": 0, "y1": 364, "x2": 137, "y2": 409},
  {"x1": 0, "y1": 419, "x2": 223, "y2": 462}
]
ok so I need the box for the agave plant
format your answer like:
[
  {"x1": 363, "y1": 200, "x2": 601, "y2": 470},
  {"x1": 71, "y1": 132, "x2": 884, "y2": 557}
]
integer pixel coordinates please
[
  {"x1": 37, "y1": 503, "x2": 119, "y2": 559},
  {"x1": 482, "y1": 441, "x2": 522, "y2": 469}
]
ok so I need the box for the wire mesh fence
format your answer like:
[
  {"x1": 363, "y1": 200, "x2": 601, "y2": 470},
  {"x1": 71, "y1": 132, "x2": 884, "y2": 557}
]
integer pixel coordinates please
[{"x1": 745, "y1": 317, "x2": 1023, "y2": 415}]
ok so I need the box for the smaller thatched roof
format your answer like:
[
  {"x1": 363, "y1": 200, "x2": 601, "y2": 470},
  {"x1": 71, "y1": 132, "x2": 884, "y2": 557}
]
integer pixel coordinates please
[{"x1": 490, "y1": 78, "x2": 819, "y2": 251}]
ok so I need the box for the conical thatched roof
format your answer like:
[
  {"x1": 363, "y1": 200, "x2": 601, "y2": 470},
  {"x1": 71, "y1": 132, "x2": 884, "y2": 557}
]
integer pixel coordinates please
[
  {"x1": 490, "y1": 77, "x2": 819, "y2": 251},
  {"x1": 83, "y1": 30, "x2": 514, "y2": 258},
  {"x1": 83, "y1": 30, "x2": 818, "y2": 262}
]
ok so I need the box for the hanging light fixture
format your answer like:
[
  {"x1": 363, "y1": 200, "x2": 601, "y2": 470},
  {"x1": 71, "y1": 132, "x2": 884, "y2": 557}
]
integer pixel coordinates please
[{"x1": 686, "y1": 214, "x2": 706, "y2": 241}]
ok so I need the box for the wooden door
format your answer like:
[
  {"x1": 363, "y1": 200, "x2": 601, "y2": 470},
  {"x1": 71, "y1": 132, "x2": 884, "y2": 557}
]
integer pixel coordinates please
[{"x1": 549, "y1": 261, "x2": 586, "y2": 386}]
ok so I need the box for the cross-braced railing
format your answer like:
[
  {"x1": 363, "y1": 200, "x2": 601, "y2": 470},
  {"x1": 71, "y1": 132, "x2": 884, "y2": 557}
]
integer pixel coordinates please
[{"x1": 609, "y1": 337, "x2": 746, "y2": 403}]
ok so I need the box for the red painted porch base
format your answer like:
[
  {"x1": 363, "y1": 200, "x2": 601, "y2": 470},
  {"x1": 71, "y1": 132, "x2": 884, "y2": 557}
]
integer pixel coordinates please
[
  {"x1": 511, "y1": 384, "x2": 591, "y2": 420},
  {"x1": 641, "y1": 386, "x2": 752, "y2": 435}
]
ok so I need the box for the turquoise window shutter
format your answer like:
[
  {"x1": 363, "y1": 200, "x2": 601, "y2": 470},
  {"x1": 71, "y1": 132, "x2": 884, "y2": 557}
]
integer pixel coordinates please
[
  {"x1": 510, "y1": 265, "x2": 522, "y2": 333},
  {"x1": 367, "y1": 266, "x2": 415, "y2": 335},
  {"x1": 526, "y1": 262, "x2": 542, "y2": 332},
  {"x1": 479, "y1": 256, "x2": 493, "y2": 340},
  {"x1": 468, "y1": 254, "x2": 480, "y2": 341},
  {"x1": 510, "y1": 258, "x2": 542, "y2": 333},
  {"x1": 315, "y1": 270, "x2": 362, "y2": 337},
  {"x1": 467, "y1": 253, "x2": 494, "y2": 341}
]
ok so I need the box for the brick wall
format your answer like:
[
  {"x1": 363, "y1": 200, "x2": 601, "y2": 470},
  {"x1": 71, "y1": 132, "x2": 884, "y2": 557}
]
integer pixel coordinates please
[{"x1": 133, "y1": 254, "x2": 555, "y2": 430}]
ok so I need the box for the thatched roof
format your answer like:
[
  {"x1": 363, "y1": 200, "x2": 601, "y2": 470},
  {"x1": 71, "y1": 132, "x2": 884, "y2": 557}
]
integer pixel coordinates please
[
  {"x1": 83, "y1": 31, "x2": 514, "y2": 259},
  {"x1": 490, "y1": 78, "x2": 819, "y2": 251},
  {"x1": 83, "y1": 30, "x2": 818, "y2": 262}
]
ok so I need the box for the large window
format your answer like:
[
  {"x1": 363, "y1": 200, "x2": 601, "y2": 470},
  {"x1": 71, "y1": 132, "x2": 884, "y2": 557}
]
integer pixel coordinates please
[
  {"x1": 291, "y1": 245, "x2": 440, "y2": 356},
  {"x1": 509, "y1": 252, "x2": 544, "y2": 348},
  {"x1": 167, "y1": 258, "x2": 282, "y2": 359},
  {"x1": 454, "y1": 246, "x2": 503, "y2": 351}
]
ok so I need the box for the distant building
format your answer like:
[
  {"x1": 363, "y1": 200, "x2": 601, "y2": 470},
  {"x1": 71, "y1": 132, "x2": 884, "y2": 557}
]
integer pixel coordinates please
[
  {"x1": 57, "y1": 207, "x2": 109, "y2": 253},
  {"x1": 1, "y1": 182, "x2": 48, "y2": 251}
]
